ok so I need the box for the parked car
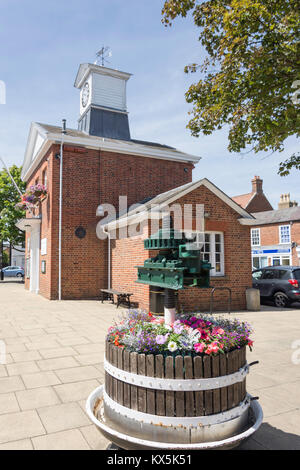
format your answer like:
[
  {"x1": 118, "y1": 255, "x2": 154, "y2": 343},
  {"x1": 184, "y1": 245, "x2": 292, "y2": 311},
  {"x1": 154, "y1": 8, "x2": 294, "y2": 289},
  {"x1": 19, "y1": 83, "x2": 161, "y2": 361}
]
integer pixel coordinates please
[
  {"x1": 252, "y1": 266, "x2": 300, "y2": 308},
  {"x1": 1, "y1": 266, "x2": 24, "y2": 278}
]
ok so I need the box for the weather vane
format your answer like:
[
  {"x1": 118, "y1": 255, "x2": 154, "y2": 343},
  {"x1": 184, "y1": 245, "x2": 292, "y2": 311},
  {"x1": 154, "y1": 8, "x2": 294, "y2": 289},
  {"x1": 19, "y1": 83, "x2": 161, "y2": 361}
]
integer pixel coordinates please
[{"x1": 94, "y1": 47, "x2": 112, "y2": 67}]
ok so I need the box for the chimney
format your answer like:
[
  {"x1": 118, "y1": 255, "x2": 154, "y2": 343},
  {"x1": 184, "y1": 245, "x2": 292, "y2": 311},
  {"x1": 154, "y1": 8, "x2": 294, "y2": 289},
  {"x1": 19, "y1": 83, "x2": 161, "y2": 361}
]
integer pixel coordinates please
[
  {"x1": 74, "y1": 63, "x2": 132, "y2": 140},
  {"x1": 251, "y1": 176, "x2": 263, "y2": 194},
  {"x1": 278, "y1": 193, "x2": 298, "y2": 210}
]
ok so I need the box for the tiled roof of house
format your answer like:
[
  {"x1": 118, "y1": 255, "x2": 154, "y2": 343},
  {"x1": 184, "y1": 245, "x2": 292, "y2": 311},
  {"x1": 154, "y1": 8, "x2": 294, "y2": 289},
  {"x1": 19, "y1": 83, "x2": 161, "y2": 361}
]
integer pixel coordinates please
[
  {"x1": 232, "y1": 193, "x2": 254, "y2": 209},
  {"x1": 252, "y1": 206, "x2": 300, "y2": 225}
]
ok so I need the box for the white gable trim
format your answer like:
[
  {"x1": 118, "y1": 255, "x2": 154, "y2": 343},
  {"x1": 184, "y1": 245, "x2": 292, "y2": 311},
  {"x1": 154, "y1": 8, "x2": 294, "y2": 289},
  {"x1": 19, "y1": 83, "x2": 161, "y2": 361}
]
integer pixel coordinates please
[
  {"x1": 103, "y1": 178, "x2": 254, "y2": 231},
  {"x1": 21, "y1": 123, "x2": 201, "y2": 181}
]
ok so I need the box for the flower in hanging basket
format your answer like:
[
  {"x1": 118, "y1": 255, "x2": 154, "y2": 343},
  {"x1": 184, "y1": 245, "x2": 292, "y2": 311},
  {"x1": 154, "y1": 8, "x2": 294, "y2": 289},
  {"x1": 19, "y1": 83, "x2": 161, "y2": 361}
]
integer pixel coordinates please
[{"x1": 16, "y1": 184, "x2": 48, "y2": 209}]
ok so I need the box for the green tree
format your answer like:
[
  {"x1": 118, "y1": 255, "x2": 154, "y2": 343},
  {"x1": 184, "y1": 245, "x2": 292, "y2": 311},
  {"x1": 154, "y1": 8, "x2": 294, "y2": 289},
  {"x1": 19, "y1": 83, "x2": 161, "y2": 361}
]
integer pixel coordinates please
[
  {"x1": 162, "y1": 0, "x2": 300, "y2": 175},
  {"x1": 0, "y1": 165, "x2": 26, "y2": 249}
]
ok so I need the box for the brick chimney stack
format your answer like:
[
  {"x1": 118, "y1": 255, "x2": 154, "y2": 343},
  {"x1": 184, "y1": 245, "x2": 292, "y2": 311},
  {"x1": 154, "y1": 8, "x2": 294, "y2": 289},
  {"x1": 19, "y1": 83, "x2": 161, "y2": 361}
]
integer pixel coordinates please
[
  {"x1": 251, "y1": 176, "x2": 263, "y2": 194},
  {"x1": 278, "y1": 193, "x2": 298, "y2": 210}
]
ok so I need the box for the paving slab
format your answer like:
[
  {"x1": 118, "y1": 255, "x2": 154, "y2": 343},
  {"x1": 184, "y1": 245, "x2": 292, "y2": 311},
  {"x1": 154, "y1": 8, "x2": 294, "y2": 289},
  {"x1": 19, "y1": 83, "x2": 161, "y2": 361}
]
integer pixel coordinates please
[
  {"x1": 32, "y1": 429, "x2": 90, "y2": 450},
  {"x1": 0, "y1": 410, "x2": 45, "y2": 444},
  {"x1": 16, "y1": 386, "x2": 61, "y2": 410},
  {"x1": 37, "y1": 402, "x2": 91, "y2": 433},
  {"x1": 0, "y1": 282, "x2": 299, "y2": 450}
]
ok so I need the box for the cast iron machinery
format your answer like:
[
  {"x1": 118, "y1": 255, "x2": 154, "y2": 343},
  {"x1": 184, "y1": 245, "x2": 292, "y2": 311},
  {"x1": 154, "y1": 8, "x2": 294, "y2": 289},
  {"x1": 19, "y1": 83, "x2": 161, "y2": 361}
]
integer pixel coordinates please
[{"x1": 135, "y1": 216, "x2": 211, "y2": 321}]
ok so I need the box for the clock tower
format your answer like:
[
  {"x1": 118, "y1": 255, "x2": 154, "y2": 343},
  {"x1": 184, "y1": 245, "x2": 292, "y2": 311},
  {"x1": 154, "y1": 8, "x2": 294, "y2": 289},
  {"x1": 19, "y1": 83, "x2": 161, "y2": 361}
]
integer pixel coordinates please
[{"x1": 74, "y1": 63, "x2": 132, "y2": 140}]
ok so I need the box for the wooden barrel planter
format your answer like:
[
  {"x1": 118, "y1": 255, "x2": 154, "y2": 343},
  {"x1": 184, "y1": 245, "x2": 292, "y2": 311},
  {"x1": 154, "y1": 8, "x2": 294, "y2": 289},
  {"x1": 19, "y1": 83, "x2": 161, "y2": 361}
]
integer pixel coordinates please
[{"x1": 101, "y1": 341, "x2": 251, "y2": 445}]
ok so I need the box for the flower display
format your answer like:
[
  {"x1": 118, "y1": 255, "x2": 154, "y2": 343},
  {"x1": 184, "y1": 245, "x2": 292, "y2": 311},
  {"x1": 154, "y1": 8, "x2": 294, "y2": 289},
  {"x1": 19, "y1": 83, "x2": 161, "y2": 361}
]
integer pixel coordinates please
[
  {"x1": 16, "y1": 184, "x2": 48, "y2": 209},
  {"x1": 106, "y1": 310, "x2": 253, "y2": 356}
]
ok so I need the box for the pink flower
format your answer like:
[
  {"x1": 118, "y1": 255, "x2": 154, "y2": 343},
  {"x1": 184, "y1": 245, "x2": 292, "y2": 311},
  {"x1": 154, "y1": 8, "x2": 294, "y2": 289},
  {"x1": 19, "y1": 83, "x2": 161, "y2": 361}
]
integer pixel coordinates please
[
  {"x1": 212, "y1": 327, "x2": 225, "y2": 336},
  {"x1": 194, "y1": 343, "x2": 205, "y2": 353}
]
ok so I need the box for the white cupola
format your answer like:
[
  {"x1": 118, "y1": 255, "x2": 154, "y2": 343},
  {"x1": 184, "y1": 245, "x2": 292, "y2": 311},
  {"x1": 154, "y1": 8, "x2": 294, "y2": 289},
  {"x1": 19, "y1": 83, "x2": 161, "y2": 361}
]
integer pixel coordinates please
[{"x1": 74, "y1": 63, "x2": 132, "y2": 140}]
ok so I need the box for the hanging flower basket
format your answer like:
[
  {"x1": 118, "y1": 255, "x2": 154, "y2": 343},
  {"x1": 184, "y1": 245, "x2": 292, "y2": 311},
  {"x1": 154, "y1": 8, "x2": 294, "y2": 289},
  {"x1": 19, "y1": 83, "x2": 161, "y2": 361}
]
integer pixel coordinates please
[{"x1": 16, "y1": 184, "x2": 48, "y2": 209}]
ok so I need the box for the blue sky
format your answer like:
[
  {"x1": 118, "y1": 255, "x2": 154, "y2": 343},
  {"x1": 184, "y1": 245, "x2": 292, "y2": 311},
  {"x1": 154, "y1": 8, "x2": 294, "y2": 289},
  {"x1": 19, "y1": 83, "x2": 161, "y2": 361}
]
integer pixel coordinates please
[{"x1": 0, "y1": 0, "x2": 299, "y2": 208}]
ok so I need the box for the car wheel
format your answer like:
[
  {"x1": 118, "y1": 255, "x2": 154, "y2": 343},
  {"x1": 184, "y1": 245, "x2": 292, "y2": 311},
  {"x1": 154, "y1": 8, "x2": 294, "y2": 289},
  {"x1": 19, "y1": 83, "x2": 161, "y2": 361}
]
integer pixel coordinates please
[
  {"x1": 16, "y1": 273, "x2": 22, "y2": 278},
  {"x1": 274, "y1": 292, "x2": 290, "y2": 308}
]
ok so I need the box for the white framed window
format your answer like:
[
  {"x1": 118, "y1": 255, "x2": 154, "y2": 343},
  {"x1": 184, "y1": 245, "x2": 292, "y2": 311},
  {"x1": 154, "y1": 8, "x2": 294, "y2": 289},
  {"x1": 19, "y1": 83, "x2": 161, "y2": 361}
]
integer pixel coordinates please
[
  {"x1": 279, "y1": 225, "x2": 291, "y2": 244},
  {"x1": 251, "y1": 228, "x2": 261, "y2": 246},
  {"x1": 199, "y1": 232, "x2": 225, "y2": 276},
  {"x1": 184, "y1": 231, "x2": 225, "y2": 277}
]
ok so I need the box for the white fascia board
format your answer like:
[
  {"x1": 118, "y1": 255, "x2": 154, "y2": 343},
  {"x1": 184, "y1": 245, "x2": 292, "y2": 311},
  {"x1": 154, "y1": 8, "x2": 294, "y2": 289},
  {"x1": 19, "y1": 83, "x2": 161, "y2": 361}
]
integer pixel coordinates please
[
  {"x1": 22, "y1": 139, "x2": 53, "y2": 182},
  {"x1": 238, "y1": 218, "x2": 259, "y2": 226},
  {"x1": 21, "y1": 123, "x2": 51, "y2": 181},
  {"x1": 74, "y1": 64, "x2": 132, "y2": 89},
  {"x1": 104, "y1": 179, "x2": 254, "y2": 232},
  {"x1": 202, "y1": 179, "x2": 254, "y2": 219},
  {"x1": 43, "y1": 132, "x2": 200, "y2": 164}
]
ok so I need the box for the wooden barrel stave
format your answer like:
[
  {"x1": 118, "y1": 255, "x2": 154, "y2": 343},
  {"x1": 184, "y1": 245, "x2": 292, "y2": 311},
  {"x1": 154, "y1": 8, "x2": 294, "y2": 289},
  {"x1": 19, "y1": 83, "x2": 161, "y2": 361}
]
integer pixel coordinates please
[{"x1": 105, "y1": 342, "x2": 247, "y2": 418}]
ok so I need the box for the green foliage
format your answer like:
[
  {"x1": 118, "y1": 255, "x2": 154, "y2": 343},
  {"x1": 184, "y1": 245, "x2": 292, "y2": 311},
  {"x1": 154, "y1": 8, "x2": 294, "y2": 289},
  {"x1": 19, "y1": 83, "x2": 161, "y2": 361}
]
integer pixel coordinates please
[
  {"x1": 162, "y1": 0, "x2": 300, "y2": 172},
  {"x1": 278, "y1": 152, "x2": 300, "y2": 175},
  {"x1": 0, "y1": 165, "x2": 26, "y2": 245}
]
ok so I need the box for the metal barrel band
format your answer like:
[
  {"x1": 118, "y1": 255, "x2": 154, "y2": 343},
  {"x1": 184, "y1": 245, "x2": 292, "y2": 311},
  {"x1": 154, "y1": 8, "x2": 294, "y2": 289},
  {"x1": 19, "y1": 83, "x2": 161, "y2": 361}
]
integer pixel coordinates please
[
  {"x1": 104, "y1": 357, "x2": 249, "y2": 391},
  {"x1": 103, "y1": 389, "x2": 251, "y2": 428}
]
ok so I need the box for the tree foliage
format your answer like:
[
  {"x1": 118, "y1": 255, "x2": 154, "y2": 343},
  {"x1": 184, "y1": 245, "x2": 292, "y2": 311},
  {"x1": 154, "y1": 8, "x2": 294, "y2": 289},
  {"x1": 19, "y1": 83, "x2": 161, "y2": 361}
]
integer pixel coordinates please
[
  {"x1": 162, "y1": 0, "x2": 300, "y2": 174},
  {"x1": 0, "y1": 165, "x2": 26, "y2": 246}
]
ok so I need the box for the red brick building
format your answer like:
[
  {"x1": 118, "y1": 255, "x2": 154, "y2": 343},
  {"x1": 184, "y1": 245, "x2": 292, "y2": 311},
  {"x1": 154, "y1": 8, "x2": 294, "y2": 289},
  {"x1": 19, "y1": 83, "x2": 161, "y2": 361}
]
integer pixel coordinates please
[
  {"x1": 232, "y1": 176, "x2": 273, "y2": 213},
  {"x1": 250, "y1": 202, "x2": 300, "y2": 269},
  {"x1": 102, "y1": 179, "x2": 254, "y2": 312},
  {"x1": 16, "y1": 62, "x2": 255, "y2": 311},
  {"x1": 232, "y1": 176, "x2": 300, "y2": 269},
  {"x1": 17, "y1": 63, "x2": 198, "y2": 300}
]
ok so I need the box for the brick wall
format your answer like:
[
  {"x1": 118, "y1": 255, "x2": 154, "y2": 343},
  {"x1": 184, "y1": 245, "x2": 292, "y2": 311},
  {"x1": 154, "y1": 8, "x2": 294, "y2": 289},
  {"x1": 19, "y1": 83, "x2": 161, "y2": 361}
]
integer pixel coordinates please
[
  {"x1": 111, "y1": 184, "x2": 253, "y2": 312},
  {"x1": 25, "y1": 143, "x2": 193, "y2": 300},
  {"x1": 252, "y1": 221, "x2": 300, "y2": 266}
]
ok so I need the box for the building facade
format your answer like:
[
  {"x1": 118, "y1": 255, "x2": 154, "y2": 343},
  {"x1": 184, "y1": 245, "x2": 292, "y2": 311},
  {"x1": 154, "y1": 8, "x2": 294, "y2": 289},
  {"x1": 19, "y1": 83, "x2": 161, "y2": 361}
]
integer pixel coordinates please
[
  {"x1": 232, "y1": 176, "x2": 273, "y2": 213},
  {"x1": 104, "y1": 179, "x2": 254, "y2": 312},
  {"x1": 17, "y1": 63, "x2": 198, "y2": 299},
  {"x1": 250, "y1": 206, "x2": 300, "y2": 269},
  {"x1": 16, "y1": 61, "x2": 256, "y2": 311}
]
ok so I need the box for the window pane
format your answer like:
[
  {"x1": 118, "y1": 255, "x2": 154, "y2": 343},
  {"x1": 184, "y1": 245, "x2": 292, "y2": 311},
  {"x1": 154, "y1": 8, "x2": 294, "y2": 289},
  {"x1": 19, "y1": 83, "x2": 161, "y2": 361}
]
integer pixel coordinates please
[
  {"x1": 273, "y1": 257, "x2": 281, "y2": 266},
  {"x1": 282, "y1": 257, "x2": 290, "y2": 266},
  {"x1": 215, "y1": 234, "x2": 221, "y2": 243},
  {"x1": 251, "y1": 229, "x2": 260, "y2": 246},
  {"x1": 280, "y1": 225, "x2": 290, "y2": 243},
  {"x1": 263, "y1": 270, "x2": 276, "y2": 279},
  {"x1": 277, "y1": 270, "x2": 289, "y2": 279},
  {"x1": 294, "y1": 270, "x2": 300, "y2": 280},
  {"x1": 253, "y1": 270, "x2": 263, "y2": 280}
]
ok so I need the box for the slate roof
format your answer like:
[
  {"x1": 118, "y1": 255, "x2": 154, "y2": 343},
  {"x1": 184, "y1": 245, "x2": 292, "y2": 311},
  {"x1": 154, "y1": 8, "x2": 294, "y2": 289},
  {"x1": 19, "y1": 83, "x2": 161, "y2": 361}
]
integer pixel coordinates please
[
  {"x1": 36, "y1": 123, "x2": 176, "y2": 151},
  {"x1": 252, "y1": 206, "x2": 300, "y2": 225}
]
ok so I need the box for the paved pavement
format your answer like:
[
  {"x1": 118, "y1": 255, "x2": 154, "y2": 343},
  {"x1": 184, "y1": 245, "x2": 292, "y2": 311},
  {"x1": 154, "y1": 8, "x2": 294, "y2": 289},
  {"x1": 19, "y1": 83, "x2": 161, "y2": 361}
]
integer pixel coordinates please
[{"x1": 0, "y1": 280, "x2": 299, "y2": 450}]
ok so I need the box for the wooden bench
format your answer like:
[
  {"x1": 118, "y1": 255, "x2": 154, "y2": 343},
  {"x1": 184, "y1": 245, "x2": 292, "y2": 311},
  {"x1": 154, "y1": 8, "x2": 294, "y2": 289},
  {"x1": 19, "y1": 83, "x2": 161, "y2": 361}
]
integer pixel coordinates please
[{"x1": 100, "y1": 289, "x2": 133, "y2": 309}]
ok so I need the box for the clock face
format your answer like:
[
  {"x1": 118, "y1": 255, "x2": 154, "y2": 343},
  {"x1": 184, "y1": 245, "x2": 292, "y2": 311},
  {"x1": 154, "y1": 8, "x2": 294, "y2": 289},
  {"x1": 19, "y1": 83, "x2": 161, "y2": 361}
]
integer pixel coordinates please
[{"x1": 82, "y1": 82, "x2": 90, "y2": 108}]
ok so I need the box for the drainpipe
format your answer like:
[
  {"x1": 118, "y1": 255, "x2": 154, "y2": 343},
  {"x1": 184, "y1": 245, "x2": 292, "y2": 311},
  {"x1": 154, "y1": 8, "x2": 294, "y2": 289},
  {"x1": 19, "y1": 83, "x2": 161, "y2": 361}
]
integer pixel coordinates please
[
  {"x1": 102, "y1": 226, "x2": 111, "y2": 290},
  {"x1": 58, "y1": 120, "x2": 66, "y2": 301}
]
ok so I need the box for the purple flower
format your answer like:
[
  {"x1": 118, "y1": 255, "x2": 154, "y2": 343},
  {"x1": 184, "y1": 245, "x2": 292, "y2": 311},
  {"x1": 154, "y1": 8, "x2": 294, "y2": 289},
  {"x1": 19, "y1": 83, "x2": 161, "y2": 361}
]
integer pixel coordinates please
[{"x1": 156, "y1": 333, "x2": 169, "y2": 345}]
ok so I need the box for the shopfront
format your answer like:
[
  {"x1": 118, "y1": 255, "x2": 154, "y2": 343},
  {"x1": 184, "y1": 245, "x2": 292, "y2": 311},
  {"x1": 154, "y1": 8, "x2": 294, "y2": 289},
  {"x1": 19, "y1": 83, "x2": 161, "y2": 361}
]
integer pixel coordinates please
[{"x1": 252, "y1": 248, "x2": 291, "y2": 270}]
